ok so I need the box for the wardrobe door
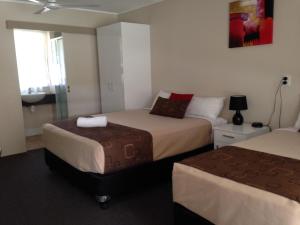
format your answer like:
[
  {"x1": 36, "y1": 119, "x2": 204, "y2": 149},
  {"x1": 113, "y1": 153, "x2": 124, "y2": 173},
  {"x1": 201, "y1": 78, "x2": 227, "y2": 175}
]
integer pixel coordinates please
[
  {"x1": 97, "y1": 24, "x2": 125, "y2": 113},
  {"x1": 121, "y1": 23, "x2": 152, "y2": 110}
]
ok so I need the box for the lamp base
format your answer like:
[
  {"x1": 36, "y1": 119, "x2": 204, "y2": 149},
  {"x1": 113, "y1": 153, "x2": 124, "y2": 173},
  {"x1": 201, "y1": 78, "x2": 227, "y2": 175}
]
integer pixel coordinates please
[{"x1": 233, "y1": 111, "x2": 244, "y2": 125}]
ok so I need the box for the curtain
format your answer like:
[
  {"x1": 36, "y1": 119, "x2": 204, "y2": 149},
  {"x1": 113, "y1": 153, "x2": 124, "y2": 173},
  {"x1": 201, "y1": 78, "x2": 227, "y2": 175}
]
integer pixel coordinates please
[
  {"x1": 55, "y1": 85, "x2": 68, "y2": 120},
  {"x1": 50, "y1": 37, "x2": 69, "y2": 120},
  {"x1": 14, "y1": 29, "x2": 52, "y2": 93}
]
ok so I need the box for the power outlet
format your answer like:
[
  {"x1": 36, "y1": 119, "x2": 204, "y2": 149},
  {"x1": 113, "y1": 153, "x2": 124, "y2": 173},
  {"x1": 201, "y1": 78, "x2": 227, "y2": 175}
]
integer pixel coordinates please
[{"x1": 282, "y1": 75, "x2": 292, "y2": 87}]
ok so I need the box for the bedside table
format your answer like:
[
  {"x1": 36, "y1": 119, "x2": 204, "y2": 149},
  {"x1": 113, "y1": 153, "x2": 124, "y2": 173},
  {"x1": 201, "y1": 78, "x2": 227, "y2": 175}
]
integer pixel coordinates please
[{"x1": 214, "y1": 123, "x2": 270, "y2": 149}]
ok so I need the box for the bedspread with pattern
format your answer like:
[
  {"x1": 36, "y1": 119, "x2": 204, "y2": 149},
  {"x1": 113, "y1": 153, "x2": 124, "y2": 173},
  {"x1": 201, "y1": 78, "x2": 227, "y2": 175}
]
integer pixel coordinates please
[
  {"x1": 52, "y1": 119, "x2": 153, "y2": 174},
  {"x1": 181, "y1": 146, "x2": 300, "y2": 203}
]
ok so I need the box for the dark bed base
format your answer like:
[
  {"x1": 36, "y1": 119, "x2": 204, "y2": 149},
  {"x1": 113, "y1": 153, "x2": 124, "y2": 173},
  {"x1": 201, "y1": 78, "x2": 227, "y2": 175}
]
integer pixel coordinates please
[
  {"x1": 44, "y1": 145, "x2": 212, "y2": 208},
  {"x1": 174, "y1": 203, "x2": 214, "y2": 225}
]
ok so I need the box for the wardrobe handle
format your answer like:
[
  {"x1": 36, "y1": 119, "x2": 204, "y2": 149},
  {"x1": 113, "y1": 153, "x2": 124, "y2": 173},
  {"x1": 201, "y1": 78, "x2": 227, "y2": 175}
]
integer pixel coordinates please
[{"x1": 222, "y1": 135, "x2": 235, "y2": 139}]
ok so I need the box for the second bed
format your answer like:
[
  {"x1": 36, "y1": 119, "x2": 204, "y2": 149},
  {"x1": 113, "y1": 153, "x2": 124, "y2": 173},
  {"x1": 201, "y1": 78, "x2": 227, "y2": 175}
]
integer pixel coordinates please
[{"x1": 173, "y1": 128, "x2": 300, "y2": 225}]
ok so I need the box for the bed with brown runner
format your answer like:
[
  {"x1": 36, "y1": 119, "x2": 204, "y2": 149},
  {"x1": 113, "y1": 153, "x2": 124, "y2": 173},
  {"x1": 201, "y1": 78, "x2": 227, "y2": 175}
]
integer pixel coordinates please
[
  {"x1": 43, "y1": 109, "x2": 223, "y2": 207},
  {"x1": 173, "y1": 128, "x2": 300, "y2": 225}
]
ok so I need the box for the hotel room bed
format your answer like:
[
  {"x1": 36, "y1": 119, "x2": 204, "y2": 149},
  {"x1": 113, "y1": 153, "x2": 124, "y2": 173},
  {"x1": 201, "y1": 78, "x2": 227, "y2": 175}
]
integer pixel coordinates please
[
  {"x1": 173, "y1": 129, "x2": 300, "y2": 225},
  {"x1": 43, "y1": 109, "x2": 224, "y2": 206}
]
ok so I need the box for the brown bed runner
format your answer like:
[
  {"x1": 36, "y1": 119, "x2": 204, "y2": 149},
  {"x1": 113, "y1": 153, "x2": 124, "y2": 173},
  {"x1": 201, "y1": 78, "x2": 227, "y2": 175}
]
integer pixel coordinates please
[
  {"x1": 181, "y1": 146, "x2": 300, "y2": 203},
  {"x1": 52, "y1": 119, "x2": 153, "y2": 174}
]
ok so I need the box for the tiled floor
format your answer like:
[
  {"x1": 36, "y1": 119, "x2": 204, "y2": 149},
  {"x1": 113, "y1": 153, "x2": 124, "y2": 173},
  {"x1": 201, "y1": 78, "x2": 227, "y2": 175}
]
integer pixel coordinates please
[{"x1": 26, "y1": 135, "x2": 44, "y2": 151}]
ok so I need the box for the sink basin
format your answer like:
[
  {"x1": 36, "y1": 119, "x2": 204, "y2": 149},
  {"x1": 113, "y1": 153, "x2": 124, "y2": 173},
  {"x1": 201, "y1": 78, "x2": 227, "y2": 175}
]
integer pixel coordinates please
[{"x1": 21, "y1": 92, "x2": 46, "y2": 104}]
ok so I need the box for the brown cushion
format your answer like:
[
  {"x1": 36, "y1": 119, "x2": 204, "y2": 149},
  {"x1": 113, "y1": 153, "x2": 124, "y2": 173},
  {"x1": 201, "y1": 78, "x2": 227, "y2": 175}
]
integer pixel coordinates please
[{"x1": 150, "y1": 97, "x2": 191, "y2": 119}]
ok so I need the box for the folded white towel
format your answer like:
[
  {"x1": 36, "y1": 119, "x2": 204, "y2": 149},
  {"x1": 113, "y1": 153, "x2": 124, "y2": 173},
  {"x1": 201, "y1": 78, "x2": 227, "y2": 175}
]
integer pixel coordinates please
[{"x1": 77, "y1": 116, "x2": 108, "y2": 128}]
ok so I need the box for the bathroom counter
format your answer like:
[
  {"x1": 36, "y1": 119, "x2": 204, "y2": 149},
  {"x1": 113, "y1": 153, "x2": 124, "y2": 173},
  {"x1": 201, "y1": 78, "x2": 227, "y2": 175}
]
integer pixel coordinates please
[{"x1": 22, "y1": 94, "x2": 56, "y2": 107}]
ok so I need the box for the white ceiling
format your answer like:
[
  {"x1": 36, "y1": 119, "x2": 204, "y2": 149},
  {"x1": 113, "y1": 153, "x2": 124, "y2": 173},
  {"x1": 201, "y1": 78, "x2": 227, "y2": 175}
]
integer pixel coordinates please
[{"x1": 3, "y1": 0, "x2": 164, "y2": 14}]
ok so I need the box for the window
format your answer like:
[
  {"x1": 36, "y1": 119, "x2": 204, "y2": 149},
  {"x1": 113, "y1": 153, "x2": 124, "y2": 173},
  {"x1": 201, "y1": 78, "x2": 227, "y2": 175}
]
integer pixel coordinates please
[{"x1": 14, "y1": 29, "x2": 66, "y2": 94}]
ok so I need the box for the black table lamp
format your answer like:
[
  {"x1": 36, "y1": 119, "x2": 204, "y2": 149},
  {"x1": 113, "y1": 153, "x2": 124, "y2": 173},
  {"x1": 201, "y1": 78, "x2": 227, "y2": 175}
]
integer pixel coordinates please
[{"x1": 230, "y1": 95, "x2": 248, "y2": 125}]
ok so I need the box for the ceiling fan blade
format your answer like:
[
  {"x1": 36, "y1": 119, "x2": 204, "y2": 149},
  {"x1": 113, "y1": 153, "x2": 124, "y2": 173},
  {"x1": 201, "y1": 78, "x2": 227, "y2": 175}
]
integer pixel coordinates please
[
  {"x1": 28, "y1": 0, "x2": 43, "y2": 4},
  {"x1": 56, "y1": 4, "x2": 100, "y2": 8},
  {"x1": 31, "y1": 1, "x2": 100, "y2": 14},
  {"x1": 34, "y1": 7, "x2": 51, "y2": 14}
]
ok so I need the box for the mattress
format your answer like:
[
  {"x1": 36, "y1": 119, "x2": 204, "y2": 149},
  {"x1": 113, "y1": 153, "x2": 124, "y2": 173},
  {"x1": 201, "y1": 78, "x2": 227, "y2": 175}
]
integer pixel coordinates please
[
  {"x1": 173, "y1": 129, "x2": 300, "y2": 225},
  {"x1": 43, "y1": 109, "x2": 216, "y2": 174}
]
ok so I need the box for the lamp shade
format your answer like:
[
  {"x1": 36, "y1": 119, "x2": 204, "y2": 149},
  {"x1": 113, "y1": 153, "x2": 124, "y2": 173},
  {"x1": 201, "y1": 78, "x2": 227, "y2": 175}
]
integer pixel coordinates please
[{"x1": 229, "y1": 95, "x2": 248, "y2": 111}]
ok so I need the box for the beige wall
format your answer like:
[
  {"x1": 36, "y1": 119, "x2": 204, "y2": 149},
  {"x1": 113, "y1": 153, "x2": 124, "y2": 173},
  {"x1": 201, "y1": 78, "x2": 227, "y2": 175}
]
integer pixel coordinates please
[
  {"x1": 120, "y1": 0, "x2": 300, "y2": 128},
  {"x1": 0, "y1": 2, "x2": 117, "y2": 156}
]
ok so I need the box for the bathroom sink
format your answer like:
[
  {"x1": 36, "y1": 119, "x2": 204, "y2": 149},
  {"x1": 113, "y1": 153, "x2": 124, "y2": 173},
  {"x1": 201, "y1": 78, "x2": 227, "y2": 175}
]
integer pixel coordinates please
[{"x1": 21, "y1": 92, "x2": 46, "y2": 104}]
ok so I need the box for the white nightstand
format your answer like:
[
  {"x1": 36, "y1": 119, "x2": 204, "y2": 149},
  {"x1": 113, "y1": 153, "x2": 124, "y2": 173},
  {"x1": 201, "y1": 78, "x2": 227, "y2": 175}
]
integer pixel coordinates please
[{"x1": 214, "y1": 123, "x2": 270, "y2": 149}]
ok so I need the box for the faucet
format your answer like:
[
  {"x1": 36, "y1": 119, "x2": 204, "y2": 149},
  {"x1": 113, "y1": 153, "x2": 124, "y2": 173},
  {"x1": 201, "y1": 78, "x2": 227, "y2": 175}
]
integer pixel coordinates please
[{"x1": 28, "y1": 88, "x2": 33, "y2": 94}]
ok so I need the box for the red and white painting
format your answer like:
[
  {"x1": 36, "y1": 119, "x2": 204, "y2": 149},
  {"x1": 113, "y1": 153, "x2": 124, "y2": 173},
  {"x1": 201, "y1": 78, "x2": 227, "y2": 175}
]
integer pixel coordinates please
[{"x1": 229, "y1": 0, "x2": 274, "y2": 48}]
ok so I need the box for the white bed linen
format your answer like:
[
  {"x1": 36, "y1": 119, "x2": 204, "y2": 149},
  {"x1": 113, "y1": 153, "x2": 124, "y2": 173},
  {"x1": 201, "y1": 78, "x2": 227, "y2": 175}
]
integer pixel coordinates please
[{"x1": 277, "y1": 127, "x2": 299, "y2": 132}]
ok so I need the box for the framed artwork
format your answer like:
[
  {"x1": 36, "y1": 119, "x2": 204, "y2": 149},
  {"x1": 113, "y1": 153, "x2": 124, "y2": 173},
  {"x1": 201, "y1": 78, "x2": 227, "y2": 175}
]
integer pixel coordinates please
[{"x1": 229, "y1": 0, "x2": 274, "y2": 48}]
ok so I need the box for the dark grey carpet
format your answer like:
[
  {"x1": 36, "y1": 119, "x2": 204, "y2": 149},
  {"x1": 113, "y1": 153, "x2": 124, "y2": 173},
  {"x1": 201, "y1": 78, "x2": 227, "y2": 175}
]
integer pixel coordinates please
[{"x1": 0, "y1": 150, "x2": 173, "y2": 225}]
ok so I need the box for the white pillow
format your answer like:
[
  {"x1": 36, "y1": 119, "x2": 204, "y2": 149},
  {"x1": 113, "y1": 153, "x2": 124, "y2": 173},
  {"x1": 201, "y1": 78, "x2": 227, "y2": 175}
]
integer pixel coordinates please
[
  {"x1": 294, "y1": 112, "x2": 300, "y2": 128},
  {"x1": 149, "y1": 90, "x2": 171, "y2": 109},
  {"x1": 185, "y1": 97, "x2": 225, "y2": 120}
]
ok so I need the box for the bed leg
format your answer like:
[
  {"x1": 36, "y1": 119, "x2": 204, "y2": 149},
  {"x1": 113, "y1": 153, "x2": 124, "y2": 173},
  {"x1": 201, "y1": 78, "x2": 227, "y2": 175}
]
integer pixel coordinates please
[{"x1": 95, "y1": 195, "x2": 111, "y2": 209}]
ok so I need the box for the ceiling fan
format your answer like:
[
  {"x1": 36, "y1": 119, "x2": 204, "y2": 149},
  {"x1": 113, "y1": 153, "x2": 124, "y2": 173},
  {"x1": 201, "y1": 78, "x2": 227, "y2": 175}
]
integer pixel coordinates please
[{"x1": 27, "y1": 0, "x2": 100, "y2": 14}]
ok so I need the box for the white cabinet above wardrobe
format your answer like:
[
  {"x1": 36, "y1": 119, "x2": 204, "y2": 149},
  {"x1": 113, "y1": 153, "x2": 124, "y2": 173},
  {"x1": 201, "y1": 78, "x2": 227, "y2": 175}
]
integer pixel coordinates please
[{"x1": 97, "y1": 22, "x2": 152, "y2": 113}]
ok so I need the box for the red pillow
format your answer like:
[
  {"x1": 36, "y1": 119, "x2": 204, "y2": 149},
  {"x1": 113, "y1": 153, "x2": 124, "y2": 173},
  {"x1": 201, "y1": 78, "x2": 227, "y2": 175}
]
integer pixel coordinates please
[{"x1": 169, "y1": 93, "x2": 194, "y2": 101}]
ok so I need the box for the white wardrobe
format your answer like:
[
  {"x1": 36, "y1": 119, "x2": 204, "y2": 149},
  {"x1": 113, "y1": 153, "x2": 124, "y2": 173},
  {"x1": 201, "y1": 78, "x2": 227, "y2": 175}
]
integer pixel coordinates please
[{"x1": 97, "y1": 22, "x2": 152, "y2": 113}]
